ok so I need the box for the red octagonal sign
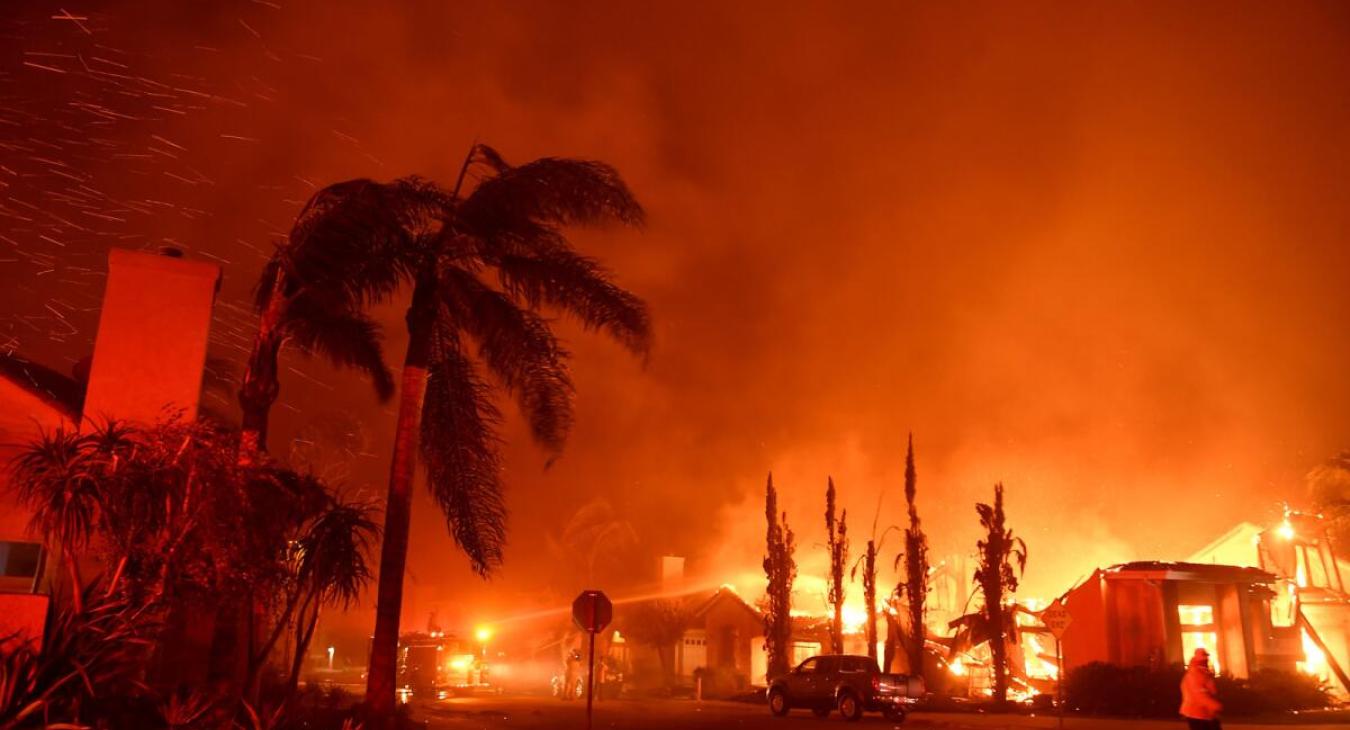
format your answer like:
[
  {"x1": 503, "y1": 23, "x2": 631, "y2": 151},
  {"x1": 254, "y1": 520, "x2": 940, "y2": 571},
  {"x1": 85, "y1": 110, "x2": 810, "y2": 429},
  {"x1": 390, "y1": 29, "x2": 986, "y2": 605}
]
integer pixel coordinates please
[{"x1": 572, "y1": 589, "x2": 613, "y2": 634}]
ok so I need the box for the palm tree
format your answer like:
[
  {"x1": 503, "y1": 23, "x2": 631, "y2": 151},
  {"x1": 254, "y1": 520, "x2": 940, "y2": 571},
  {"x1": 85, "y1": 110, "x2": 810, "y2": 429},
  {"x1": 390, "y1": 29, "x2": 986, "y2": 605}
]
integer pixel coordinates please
[
  {"x1": 279, "y1": 145, "x2": 650, "y2": 719},
  {"x1": 972, "y1": 482, "x2": 1026, "y2": 705},
  {"x1": 237, "y1": 192, "x2": 402, "y2": 458},
  {"x1": 546, "y1": 498, "x2": 639, "y2": 588}
]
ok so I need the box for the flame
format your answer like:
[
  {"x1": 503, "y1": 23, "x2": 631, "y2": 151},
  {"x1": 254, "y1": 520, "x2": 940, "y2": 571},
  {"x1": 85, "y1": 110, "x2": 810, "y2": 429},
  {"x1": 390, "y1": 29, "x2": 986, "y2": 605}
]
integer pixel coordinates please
[
  {"x1": 1024, "y1": 632, "x2": 1059, "y2": 680},
  {"x1": 1298, "y1": 629, "x2": 1328, "y2": 681},
  {"x1": 842, "y1": 603, "x2": 867, "y2": 634}
]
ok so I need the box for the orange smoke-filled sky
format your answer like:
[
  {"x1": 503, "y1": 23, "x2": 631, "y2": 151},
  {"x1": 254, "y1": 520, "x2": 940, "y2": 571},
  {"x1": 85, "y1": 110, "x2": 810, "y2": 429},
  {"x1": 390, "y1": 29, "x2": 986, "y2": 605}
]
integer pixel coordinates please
[{"x1": 3, "y1": 1, "x2": 1350, "y2": 630}]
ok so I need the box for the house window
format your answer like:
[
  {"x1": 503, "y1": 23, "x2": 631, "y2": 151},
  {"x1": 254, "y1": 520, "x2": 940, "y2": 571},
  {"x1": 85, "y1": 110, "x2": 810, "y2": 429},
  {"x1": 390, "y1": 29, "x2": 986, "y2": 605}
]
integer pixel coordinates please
[
  {"x1": 790, "y1": 641, "x2": 821, "y2": 667},
  {"x1": 1177, "y1": 605, "x2": 1213, "y2": 626},
  {"x1": 1178, "y1": 604, "x2": 1220, "y2": 673},
  {"x1": 0, "y1": 541, "x2": 42, "y2": 579}
]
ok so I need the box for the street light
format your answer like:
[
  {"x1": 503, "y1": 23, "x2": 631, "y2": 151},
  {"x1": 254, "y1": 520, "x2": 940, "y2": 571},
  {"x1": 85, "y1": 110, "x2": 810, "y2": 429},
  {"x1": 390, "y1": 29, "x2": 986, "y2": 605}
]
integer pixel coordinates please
[
  {"x1": 327, "y1": 646, "x2": 335, "y2": 670},
  {"x1": 476, "y1": 626, "x2": 492, "y2": 658}
]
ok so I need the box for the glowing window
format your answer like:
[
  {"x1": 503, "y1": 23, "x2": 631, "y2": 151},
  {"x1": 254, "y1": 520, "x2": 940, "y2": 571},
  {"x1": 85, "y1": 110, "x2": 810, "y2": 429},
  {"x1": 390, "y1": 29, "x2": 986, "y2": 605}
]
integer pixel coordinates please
[
  {"x1": 1178, "y1": 604, "x2": 1214, "y2": 626},
  {"x1": 1181, "y1": 632, "x2": 1220, "y2": 673}
]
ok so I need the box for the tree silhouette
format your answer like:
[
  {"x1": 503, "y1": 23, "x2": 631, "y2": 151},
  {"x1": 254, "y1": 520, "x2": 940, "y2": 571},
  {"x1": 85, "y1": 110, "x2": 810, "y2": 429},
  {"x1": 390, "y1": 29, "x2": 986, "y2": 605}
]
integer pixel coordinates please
[
  {"x1": 901, "y1": 434, "x2": 928, "y2": 678},
  {"x1": 825, "y1": 477, "x2": 848, "y2": 654},
  {"x1": 1307, "y1": 451, "x2": 1350, "y2": 552},
  {"x1": 238, "y1": 200, "x2": 401, "y2": 457},
  {"x1": 277, "y1": 145, "x2": 650, "y2": 719},
  {"x1": 762, "y1": 473, "x2": 796, "y2": 678},
  {"x1": 621, "y1": 599, "x2": 690, "y2": 688},
  {"x1": 972, "y1": 482, "x2": 1026, "y2": 705},
  {"x1": 852, "y1": 537, "x2": 879, "y2": 662}
]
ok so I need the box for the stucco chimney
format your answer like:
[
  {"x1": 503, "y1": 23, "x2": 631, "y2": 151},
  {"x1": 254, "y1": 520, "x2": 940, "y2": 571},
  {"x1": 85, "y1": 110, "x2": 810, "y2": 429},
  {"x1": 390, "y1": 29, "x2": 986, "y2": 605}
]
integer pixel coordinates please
[{"x1": 81, "y1": 248, "x2": 221, "y2": 426}]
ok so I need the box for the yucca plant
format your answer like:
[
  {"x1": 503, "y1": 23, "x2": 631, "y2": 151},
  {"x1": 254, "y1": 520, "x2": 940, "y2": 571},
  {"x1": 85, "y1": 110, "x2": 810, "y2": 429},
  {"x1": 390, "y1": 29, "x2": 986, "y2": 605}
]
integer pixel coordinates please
[
  {"x1": 9, "y1": 427, "x2": 100, "y2": 614},
  {"x1": 0, "y1": 587, "x2": 154, "y2": 730}
]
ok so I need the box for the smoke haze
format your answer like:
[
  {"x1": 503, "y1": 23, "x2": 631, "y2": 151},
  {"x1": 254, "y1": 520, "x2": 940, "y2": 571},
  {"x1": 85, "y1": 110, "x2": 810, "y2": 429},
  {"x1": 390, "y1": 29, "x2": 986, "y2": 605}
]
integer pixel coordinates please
[{"x1": 3, "y1": 1, "x2": 1350, "y2": 628}]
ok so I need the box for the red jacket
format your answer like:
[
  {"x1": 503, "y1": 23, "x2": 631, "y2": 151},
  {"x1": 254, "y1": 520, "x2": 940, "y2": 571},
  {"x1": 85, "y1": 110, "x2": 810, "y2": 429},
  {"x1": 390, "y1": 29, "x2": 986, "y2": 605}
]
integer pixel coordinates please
[{"x1": 1180, "y1": 664, "x2": 1221, "y2": 720}]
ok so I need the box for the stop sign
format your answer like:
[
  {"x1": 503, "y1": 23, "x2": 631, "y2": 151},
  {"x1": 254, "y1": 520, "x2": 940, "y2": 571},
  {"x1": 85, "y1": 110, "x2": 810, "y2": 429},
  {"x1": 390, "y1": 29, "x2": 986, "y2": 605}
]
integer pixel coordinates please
[{"x1": 572, "y1": 590, "x2": 613, "y2": 634}]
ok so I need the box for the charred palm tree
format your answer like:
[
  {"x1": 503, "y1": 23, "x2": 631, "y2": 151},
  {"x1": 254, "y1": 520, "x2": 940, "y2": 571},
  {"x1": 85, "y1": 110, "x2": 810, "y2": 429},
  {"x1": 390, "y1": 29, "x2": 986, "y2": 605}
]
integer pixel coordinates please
[
  {"x1": 763, "y1": 473, "x2": 797, "y2": 679},
  {"x1": 825, "y1": 478, "x2": 849, "y2": 654},
  {"x1": 972, "y1": 482, "x2": 1026, "y2": 705},
  {"x1": 901, "y1": 434, "x2": 928, "y2": 678},
  {"x1": 281, "y1": 146, "x2": 649, "y2": 719}
]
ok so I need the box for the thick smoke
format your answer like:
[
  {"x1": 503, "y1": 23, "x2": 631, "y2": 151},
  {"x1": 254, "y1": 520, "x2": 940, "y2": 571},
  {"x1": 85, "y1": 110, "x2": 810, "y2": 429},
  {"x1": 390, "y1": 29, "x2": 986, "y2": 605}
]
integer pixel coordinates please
[{"x1": 2, "y1": 1, "x2": 1349, "y2": 632}]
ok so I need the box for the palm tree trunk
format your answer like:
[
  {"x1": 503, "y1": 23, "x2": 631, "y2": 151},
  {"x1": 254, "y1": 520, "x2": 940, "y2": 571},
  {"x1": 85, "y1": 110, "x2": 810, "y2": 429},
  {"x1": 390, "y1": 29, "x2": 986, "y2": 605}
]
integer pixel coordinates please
[
  {"x1": 238, "y1": 269, "x2": 287, "y2": 461},
  {"x1": 365, "y1": 282, "x2": 436, "y2": 722},
  {"x1": 62, "y1": 546, "x2": 83, "y2": 614}
]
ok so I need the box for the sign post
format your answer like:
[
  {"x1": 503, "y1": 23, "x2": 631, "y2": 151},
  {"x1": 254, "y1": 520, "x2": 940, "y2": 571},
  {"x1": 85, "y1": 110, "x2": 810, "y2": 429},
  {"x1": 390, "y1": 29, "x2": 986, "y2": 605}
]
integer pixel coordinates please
[
  {"x1": 572, "y1": 590, "x2": 613, "y2": 730},
  {"x1": 1040, "y1": 601, "x2": 1073, "y2": 730}
]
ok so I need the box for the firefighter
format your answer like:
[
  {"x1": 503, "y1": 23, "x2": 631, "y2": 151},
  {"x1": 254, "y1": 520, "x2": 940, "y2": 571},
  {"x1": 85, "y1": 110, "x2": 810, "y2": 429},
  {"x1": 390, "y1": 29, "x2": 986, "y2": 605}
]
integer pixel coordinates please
[
  {"x1": 1180, "y1": 648, "x2": 1222, "y2": 730},
  {"x1": 561, "y1": 648, "x2": 582, "y2": 701}
]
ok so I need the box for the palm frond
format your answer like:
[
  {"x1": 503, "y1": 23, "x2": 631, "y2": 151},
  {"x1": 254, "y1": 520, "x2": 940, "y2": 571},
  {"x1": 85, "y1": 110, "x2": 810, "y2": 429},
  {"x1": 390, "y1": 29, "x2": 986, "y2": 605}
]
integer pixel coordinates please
[
  {"x1": 440, "y1": 267, "x2": 574, "y2": 453},
  {"x1": 299, "y1": 497, "x2": 379, "y2": 608},
  {"x1": 10, "y1": 428, "x2": 100, "y2": 550},
  {"x1": 420, "y1": 329, "x2": 507, "y2": 576},
  {"x1": 462, "y1": 150, "x2": 645, "y2": 230},
  {"x1": 491, "y1": 236, "x2": 651, "y2": 356},
  {"x1": 284, "y1": 297, "x2": 395, "y2": 401},
  {"x1": 280, "y1": 177, "x2": 450, "y2": 308}
]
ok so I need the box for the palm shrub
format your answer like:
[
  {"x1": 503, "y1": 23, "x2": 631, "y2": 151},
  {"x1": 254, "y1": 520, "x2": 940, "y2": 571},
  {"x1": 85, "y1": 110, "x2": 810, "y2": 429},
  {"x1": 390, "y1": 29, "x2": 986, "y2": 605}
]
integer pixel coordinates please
[
  {"x1": 0, "y1": 587, "x2": 154, "y2": 730},
  {"x1": 5, "y1": 418, "x2": 377, "y2": 708}
]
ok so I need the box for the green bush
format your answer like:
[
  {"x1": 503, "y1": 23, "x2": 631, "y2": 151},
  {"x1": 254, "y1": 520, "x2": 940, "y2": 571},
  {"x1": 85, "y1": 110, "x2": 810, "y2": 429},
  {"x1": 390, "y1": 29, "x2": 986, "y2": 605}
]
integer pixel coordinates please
[{"x1": 1066, "y1": 662, "x2": 1330, "y2": 717}]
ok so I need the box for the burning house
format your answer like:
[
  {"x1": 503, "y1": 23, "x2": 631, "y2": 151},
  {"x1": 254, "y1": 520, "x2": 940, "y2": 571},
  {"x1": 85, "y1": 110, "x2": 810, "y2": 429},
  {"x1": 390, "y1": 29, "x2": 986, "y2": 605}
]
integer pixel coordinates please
[
  {"x1": 1058, "y1": 562, "x2": 1290, "y2": 678},
  {"x1": 1187, "y1": 512, "x2": 1350, "y2": 697}
]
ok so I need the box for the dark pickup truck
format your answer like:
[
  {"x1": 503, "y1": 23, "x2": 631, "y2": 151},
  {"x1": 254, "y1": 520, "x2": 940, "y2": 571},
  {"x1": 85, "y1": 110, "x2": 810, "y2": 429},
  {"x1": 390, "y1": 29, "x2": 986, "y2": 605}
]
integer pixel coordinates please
[{"x1": 767, "y1": 654, "x2": 924, "y2": 722}]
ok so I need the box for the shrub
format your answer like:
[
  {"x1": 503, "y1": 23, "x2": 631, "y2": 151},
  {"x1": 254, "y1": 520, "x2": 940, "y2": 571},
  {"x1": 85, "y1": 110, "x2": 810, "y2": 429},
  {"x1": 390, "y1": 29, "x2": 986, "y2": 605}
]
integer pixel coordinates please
[
  {"x1": 1066, "y1": 662, "x2": 1331, "y2": 717},
  {"x1": 1216, "y1": 668, "x2": 1332, "y2": 716},
  {"x1": 0, "y1": 588, "x2": 155, "y2": 730},
  {"x1": 1065, "y1": 662, "x2": 1183, "y2": 717}
]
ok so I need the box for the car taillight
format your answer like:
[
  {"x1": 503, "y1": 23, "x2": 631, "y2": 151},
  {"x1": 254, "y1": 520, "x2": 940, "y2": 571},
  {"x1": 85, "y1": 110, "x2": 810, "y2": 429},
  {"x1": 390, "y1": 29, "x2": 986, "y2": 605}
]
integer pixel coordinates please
[{"x1": 871, "y1": 675, "x2": 880, "y2": 692}]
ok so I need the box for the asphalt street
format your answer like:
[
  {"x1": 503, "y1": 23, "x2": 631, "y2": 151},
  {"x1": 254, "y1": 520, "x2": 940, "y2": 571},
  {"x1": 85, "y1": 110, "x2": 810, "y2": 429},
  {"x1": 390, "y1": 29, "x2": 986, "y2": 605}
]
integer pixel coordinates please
[{"x1": 413, "y1": 696, "x2": 1347, "y2": 730}]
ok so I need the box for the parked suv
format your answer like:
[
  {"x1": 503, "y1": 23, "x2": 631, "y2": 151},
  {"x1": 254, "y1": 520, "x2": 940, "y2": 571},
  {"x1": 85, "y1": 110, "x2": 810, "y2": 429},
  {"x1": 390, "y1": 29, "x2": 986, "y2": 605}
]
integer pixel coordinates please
[{"x1": 766, "y1": 654, "x2": 924, "y2": 722}]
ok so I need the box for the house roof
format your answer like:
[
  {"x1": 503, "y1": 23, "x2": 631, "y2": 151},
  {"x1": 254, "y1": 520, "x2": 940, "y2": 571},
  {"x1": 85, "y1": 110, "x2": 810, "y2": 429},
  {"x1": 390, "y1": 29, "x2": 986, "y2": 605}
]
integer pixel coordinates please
[
  {"x1": 0, "y1": 352, "x2": 84, "y2": 421},
  {"x1": 691, "y1": 586, "x2": 763, "y2": 624},
  {"x1": 1103, "y1": 560, "x2": 1275, "y2": 584},
  {"x1": 1187, "y1": 521, "x2": 1264, "y2": 567}
]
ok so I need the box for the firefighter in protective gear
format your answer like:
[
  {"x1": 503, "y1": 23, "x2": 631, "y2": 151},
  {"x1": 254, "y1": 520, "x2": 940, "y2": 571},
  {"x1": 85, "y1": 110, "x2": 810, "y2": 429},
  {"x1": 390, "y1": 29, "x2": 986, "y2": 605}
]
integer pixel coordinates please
[{"x1": 1180, "y1": 648, "x2": 1222, "y2": 730}]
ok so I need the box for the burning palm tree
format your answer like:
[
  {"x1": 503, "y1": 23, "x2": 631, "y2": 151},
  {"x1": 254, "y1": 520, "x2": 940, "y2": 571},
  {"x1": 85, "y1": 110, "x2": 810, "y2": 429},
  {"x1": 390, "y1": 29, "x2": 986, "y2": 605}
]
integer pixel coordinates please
[
  {"x1": 825, "y1": 477, "x2": 849, "y2": 654},
  {"x1": 971, "y1": 482, "x2": 1026, "y2": 705},
  {"x1": 763, "y1": 473, "x2": 797, "y2": 678}
]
